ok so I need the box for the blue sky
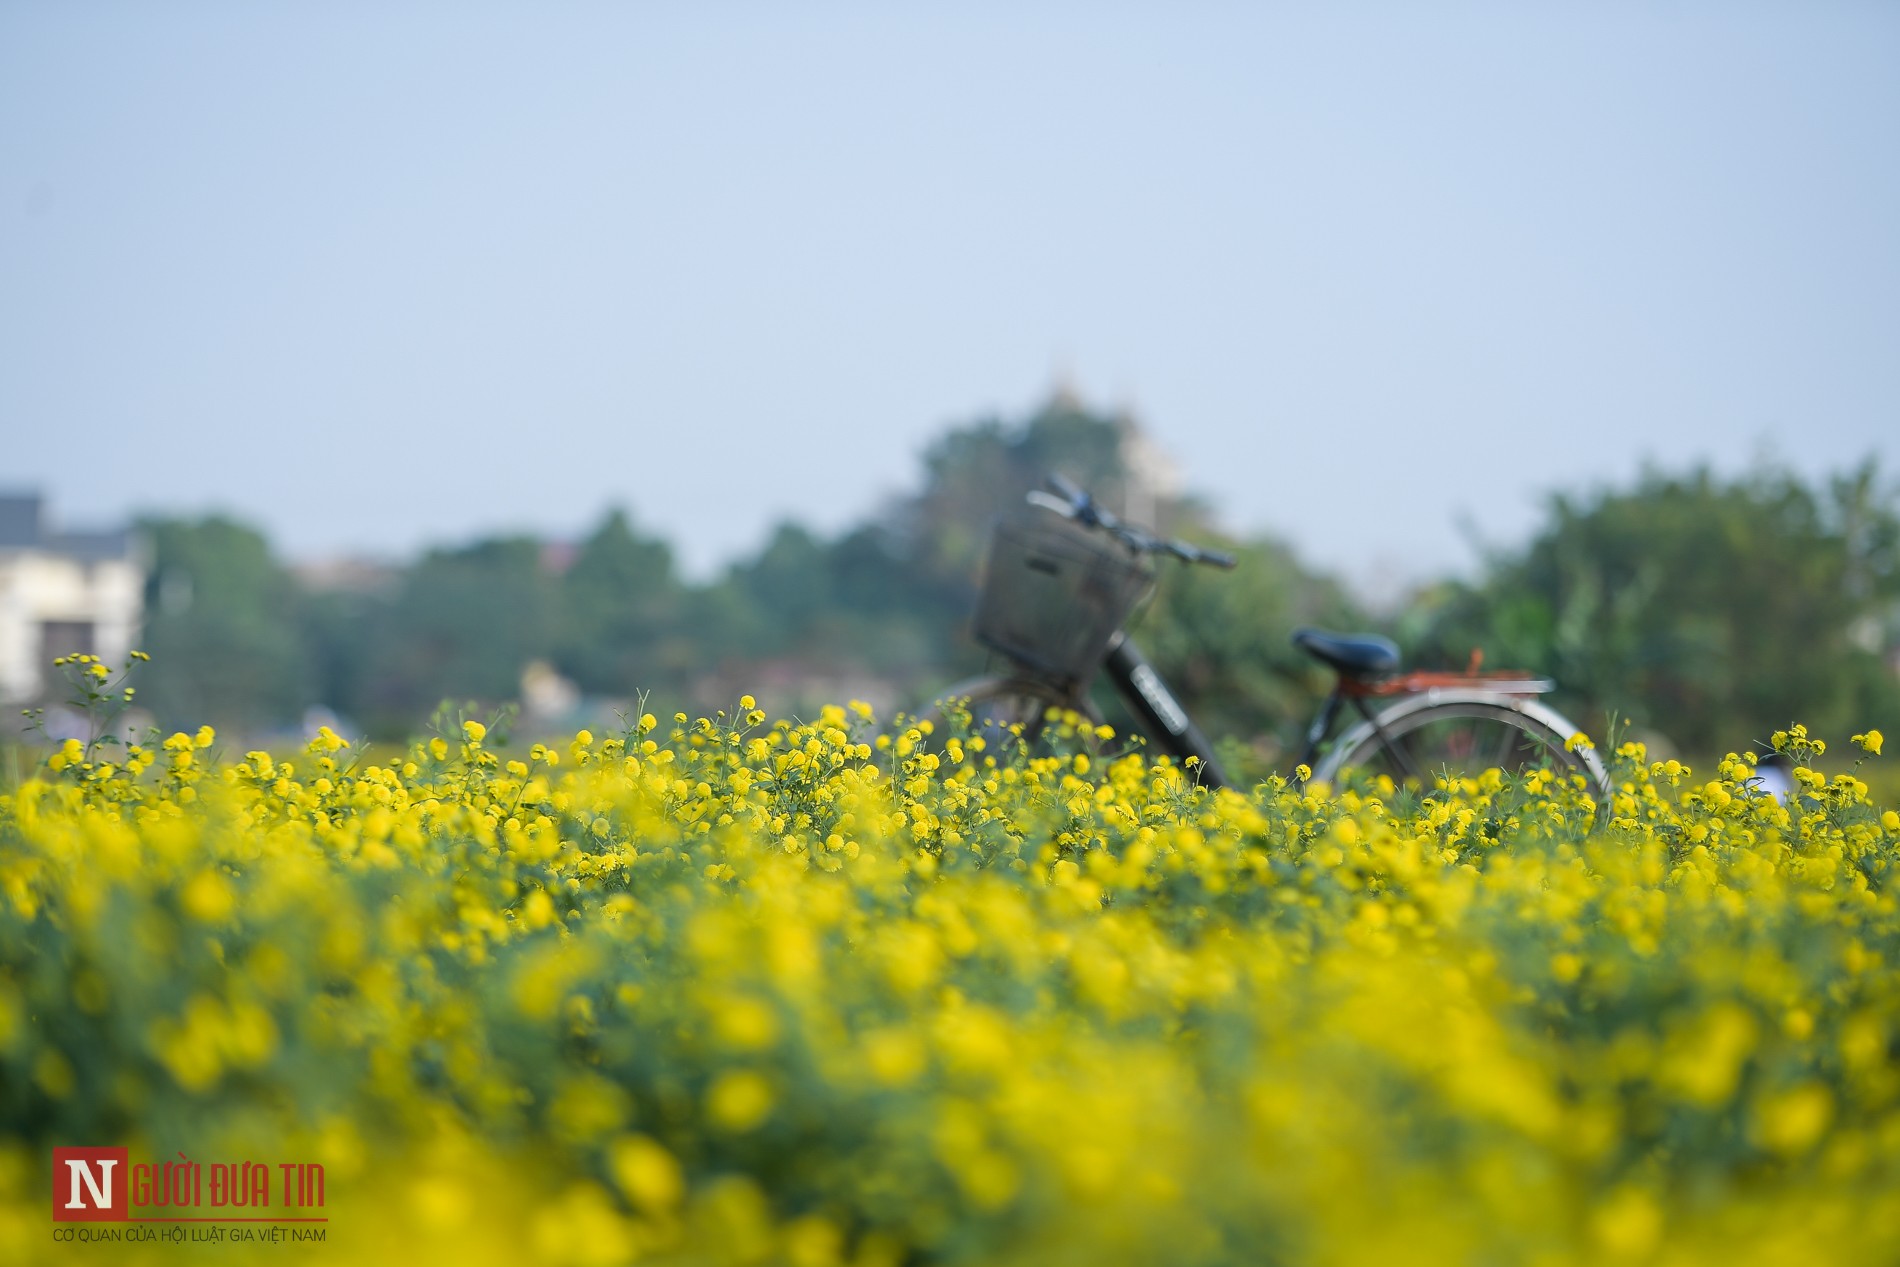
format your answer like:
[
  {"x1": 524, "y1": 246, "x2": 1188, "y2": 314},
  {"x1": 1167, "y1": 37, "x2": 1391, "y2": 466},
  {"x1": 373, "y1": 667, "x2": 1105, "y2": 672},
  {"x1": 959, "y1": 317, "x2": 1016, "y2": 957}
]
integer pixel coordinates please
[{"x1": 4, "y1": 2, "x2": 1896, "y2": 593}]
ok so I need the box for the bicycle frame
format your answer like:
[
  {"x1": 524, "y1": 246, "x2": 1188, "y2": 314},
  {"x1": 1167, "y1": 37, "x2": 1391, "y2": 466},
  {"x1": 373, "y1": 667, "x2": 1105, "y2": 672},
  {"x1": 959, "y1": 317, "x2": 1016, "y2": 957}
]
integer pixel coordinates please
[
  {"x1": 1092, "y1": 633, "x2": 1560, "y2": 793},
  {"x1": 1099, "y1": 632, "x2": 1232, "y2": 789},
  {"x1": 1095, "y1": 632, "x2": 1403, "y2": 790}
]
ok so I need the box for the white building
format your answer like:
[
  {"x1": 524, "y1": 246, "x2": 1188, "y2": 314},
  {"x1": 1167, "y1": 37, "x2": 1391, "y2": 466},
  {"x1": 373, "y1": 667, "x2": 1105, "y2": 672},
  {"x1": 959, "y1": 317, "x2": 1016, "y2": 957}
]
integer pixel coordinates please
[{"x1": 0, "y1": 494, "x2": 144, "y2": 704}]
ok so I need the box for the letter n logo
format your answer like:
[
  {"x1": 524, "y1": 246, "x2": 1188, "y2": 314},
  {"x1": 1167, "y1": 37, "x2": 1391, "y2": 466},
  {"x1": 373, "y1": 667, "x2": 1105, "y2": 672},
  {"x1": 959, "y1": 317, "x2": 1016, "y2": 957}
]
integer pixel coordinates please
[{"x1": 52, "y1": 1147, "x2": 129, "y2": 1222}]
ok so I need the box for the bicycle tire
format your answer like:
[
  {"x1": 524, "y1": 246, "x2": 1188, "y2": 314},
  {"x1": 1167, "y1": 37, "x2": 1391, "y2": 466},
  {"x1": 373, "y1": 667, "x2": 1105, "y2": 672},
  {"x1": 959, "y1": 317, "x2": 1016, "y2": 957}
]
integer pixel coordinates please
[
  {"x1": 919, "y1": 675, "x2": 1102, "y2": 754},
  {"x1": 1312, "y1": 690, "x2": 1609, "y2": 801}
]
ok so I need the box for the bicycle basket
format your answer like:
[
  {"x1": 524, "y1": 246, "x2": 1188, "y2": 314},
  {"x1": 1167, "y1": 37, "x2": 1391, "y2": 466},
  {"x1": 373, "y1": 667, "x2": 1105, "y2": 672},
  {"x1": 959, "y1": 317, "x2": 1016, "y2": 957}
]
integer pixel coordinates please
[{"x1": 972, "y1": 510, "x2": 1154, "y2": 681}]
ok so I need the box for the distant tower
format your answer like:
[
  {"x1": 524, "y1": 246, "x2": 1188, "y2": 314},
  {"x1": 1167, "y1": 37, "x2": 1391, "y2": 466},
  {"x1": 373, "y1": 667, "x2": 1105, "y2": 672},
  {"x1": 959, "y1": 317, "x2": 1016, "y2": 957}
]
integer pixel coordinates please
[
  {"x1": 1115, "y1": 410, "x2": 1183, "y2": 530},
  {"x1": 1046, "y1": 357, "x2": 1084, "y2": 414}
]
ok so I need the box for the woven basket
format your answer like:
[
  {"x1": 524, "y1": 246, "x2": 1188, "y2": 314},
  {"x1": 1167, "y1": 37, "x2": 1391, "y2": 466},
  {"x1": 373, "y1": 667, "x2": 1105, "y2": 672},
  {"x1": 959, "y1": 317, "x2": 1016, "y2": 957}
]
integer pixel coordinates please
[{"x1": 972, "y1": 511, "x2": 1153, "y2": 682}]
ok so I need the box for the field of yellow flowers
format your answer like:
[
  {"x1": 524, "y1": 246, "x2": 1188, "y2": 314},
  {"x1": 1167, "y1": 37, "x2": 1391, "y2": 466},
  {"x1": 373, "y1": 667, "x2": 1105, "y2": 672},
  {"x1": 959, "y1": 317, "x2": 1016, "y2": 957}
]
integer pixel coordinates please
[{"x1": 3, "y1": 661, "x2": 1898, "y2": 1264}]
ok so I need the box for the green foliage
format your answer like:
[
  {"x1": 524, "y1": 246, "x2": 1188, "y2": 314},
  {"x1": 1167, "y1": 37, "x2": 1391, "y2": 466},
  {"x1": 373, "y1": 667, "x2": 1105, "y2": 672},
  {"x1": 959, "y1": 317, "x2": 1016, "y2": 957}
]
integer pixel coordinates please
[
  {"x1": 354, "y1": 537, "x2": 559, "y2": 735},
  {"x1": 1411, "y1": 461, "x2": 1900, "y2": 754},
  {"x1": 556, "y1": 510, "x2": 684, "y2": 694},
  {"x1": 721, "y1": 523, "x2": 938, "y2": 675},
  {"x1": 137, "y1": 516, "x2": 313, "y2": 731},
  {"x1": 902, "y1": 396, "x2": 1134, "y2": 583}
]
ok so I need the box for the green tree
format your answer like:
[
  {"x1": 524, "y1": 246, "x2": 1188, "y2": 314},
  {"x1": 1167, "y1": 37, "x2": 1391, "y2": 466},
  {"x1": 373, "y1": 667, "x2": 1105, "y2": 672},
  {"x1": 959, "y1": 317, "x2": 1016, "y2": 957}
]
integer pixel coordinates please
[
  {"x1": 352, "y1": 537, "x2": 557, "y2": 736},
  {"x1": 724, "y1": 523, "x2": 835, "y2": 655},
  {"x1": 706, "y1": 397, "x2": 1149, "y2": 689},
  {"x1": 898, "y1": 392, "x2": 1154, "y2": 590},
  {"x1": 137, "y1": 516, "x2": 313, "y2": 731},
  {"x1": 556, "y1": 509, "x2": 683, "y2": 694},
  {"x1": 1411, "y1": 461, "x2": 1900, "y2": 754}
]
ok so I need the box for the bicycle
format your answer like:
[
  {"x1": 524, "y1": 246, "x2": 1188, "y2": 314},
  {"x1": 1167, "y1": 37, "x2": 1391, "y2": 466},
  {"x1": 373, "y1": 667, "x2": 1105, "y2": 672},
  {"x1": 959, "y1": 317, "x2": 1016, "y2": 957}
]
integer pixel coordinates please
[{"x1": 927, "y1": 474, "x2": 1611, "y2": 800}]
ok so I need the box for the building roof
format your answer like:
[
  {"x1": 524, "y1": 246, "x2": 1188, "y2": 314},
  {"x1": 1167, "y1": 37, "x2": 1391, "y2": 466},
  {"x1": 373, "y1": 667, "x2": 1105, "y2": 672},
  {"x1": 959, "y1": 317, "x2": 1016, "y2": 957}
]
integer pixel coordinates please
[{"x1": 0, "y1": 492, "x2": 135, "y2": 561}]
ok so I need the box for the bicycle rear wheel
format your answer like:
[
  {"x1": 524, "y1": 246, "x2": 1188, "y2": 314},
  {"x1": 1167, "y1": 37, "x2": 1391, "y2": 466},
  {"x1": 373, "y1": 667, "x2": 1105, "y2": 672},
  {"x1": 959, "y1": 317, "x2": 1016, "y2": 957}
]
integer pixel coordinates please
[{"x1": 1312, "y1": 691, "x2": 1608, "y2": 800}]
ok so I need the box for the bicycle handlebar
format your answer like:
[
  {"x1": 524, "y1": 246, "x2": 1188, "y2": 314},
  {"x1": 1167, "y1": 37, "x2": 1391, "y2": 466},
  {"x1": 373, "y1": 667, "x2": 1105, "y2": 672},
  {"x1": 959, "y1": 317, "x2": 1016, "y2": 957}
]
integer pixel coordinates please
[{"x1": 1035, "y1": 475, "x2": 1237, "y2": 569}]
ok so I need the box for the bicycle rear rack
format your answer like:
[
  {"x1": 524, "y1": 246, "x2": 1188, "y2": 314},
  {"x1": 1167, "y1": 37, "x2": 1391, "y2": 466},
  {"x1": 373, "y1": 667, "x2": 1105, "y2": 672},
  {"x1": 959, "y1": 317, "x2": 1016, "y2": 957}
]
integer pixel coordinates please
[{"x1": 1340, "y1": 670, "x2": 1556, "y2": 699}]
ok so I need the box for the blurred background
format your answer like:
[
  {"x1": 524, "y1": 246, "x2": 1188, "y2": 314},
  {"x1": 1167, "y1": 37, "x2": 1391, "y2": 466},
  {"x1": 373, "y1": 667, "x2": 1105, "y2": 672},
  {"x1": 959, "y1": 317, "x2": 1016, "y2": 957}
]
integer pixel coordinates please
[{"x1": 2, "y1": 3, "x2": 1896, "y2": 765}]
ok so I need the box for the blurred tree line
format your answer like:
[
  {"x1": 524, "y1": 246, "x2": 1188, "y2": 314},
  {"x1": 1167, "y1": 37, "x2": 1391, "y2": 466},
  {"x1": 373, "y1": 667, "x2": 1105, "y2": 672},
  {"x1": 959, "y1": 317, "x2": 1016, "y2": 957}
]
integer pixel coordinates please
[
  {"x1": 131, "y1": 397, "x2": 1899, "y2": 759},
  {"x1": 1406, "y1": 461, "x2": 1900, "y2": 755}
]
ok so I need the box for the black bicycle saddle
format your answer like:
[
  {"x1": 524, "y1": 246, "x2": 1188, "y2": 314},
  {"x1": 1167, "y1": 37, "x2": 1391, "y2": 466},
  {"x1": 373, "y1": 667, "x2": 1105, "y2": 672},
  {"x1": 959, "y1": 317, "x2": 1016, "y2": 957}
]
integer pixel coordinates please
[{"x1": 1291, "y1": 628, "x2": 1401, "y2": 679}]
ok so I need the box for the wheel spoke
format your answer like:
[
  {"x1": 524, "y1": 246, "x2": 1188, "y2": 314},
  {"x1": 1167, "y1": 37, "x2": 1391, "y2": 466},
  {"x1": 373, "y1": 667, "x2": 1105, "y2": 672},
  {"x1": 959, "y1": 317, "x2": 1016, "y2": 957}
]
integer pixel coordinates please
[
  {"x1": 1491, "y1": 719, "x2": 1521, "y2": 772},
  {"x1": 1384, "y1": 726, "x2": 1426, "y2": 786}
]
